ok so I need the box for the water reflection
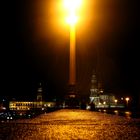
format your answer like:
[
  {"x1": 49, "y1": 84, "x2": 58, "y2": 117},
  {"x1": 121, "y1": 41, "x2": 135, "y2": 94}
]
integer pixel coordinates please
[
  {"x1": 114, "y1": 110, "x2": 119, "y2": 115},
  {"x1": 98, "y1": 109, "x2": 140, "y2": 118},
  {"x1": 125, "y1": 111, "x2": 132, "y2": 119}
]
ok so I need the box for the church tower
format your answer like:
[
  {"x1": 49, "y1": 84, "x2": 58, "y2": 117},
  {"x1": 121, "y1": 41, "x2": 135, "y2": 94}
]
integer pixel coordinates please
[
  {"x1": 89, "y1": 70, "x2": 100, "y2": 105},
  {"x1": 37, "y1": 82, "x2": 43, "y2": 102}
]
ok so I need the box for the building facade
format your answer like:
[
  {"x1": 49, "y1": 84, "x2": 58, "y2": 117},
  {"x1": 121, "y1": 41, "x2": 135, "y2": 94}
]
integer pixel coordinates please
[
  {"x1": 89, "y1": 71, "x2": 124, "y2": 108},
  {"x1": 9, "y1": 83, "x2": 56, "y2": 111}
]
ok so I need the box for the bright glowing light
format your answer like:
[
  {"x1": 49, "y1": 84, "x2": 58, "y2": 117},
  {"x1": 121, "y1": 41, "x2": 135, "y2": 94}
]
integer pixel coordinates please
[
  {"x1": 86, "y1": 105, "x2": 91, "y2": 110},
  {"x1": 2, "y1": 107, "x2": 6, "y2": 110},
  {"x1": 114, "y1": 110, "x2": 119, "y2": 115},
  {"x1": 100, "y1": 90, "x2": 103, "y2": 93},
  {"x1": 63, "y1": 0, "x2": 82, "y2": 25},
  {"x1": 64, "y1": 0, "x2": 82, "y2": 11},
  {"x1": 114, "y1": 99, "x2": 118, "y2": 103},
  {"x1": 103, "y1": 101, "x2": 106, "y2": 105},
  {"x1": 66, "y1": 14, "x2": 78, "y2": 25},
  {"x1": 125, "y1": 97, "x2": 129, "y2": 102},
  {"x1": 114, "y1": 110, "x2": 118, "y2": 113},
  {"x1": 125, "y1": 97, "x2": 130, "y2": 107}
]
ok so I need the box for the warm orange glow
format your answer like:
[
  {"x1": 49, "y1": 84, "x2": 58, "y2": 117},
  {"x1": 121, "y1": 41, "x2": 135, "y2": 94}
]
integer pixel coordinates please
[
  {"x1": 114, "y1": 99, "x2": 118, "y2": 103},
  {"x1": 32, "y1": 0, "x2": 115, "y2": 48},
  {"x1": 103, "y1": 101, "x2": 106, "y2": 105},
  {"x1": 125, "y1": 97, "x2": 129, "y2": 102},
  {"x1": 69, "y1": 25, "x2": 76, "y2": 85},
  {"x1": 66, "y1": 14, "x2": 78, "y2": 25},
  {"x1": 64, "y1": 0, "x2": 82, "y2": 11},
  {"x1": 125, "y1": 97, "x2": 130, "y2": 107},
  {"x1": 63, "y1": 0, "x2": 82, "y2": 25},
  {"x1": 63, "y1": 0, "x2": 83, "y2": 84}
]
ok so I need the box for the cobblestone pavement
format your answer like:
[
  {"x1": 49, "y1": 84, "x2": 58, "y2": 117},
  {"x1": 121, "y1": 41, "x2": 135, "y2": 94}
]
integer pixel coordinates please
[{"x1": 0, "y1": 109, "x2": 140, "y2": 140}]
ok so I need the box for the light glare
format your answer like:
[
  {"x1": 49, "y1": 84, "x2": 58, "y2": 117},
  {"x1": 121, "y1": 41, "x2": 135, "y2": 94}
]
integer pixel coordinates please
[
  {"x1": 63, "y1": 0, "x2": 82, "y2": 25},
  {"x1": 64, "y1": 0, "x2": 82, "y2": 11},
  {"x1": 66, "y1": 14, "x2": 78, "y2": 25}
]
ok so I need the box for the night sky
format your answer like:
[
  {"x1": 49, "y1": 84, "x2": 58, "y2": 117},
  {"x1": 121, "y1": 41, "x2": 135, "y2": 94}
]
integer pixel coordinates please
[{"x1": 1, "y1": 0, "x2": 139, "y2": 102}]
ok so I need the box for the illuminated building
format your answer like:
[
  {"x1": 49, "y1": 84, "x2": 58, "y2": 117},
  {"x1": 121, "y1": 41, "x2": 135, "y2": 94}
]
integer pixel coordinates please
[
  {"x1": 37, "y1": 83, "x2": 43, "y2": 102},
  {"x1": 89, "y1": 70, "x2": 100, "y2": 105},
  {"x1": 9, "y1": 83, "x2": 56, "y2": 111},
  {"x1": 89, "y1": 71, "x2": 124, "y2": 109}
]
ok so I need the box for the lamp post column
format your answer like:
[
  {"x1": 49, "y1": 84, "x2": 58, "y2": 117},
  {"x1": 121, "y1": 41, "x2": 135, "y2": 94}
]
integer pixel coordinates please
[
  {"x1": 69, "y1": 24, "x2": 76, "y2": 86},
  {"x1": 63, "y1": 0, "x2": 82, "y2": 107}
]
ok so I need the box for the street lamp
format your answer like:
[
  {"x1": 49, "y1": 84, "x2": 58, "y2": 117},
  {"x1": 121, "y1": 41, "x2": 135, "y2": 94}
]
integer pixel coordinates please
[
  {"x1": 63, "y1": 0, "x2": 83, "y2": 108},
  {"x1": 63, "y1": 0, "x2": 82, "y2": 96},
  {"x1": 125, "y1": 97, "x2": 129, "y2": 107},
  {"x1": 114, "y1": 99, "x2": 118, "y2": 104},
  {"x1": 64, "y1": 0, "x2": 82, "y2": 25}
]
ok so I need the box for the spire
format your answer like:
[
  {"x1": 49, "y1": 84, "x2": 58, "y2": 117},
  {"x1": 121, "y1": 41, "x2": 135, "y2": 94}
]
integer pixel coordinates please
[
  {"x1": 91, "y1": 69, "x2": 97, "y2": 89},
  {"x1": 89, "y1": 69, "x2": 100, "y2": 104},
  {"x1": 37, "y1": 82, "x2": 43, "y2": 101}
]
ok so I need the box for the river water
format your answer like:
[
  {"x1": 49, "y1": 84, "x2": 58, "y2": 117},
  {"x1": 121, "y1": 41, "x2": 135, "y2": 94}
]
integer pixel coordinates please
[{"x1": 98, "y1": 108, "x2": 140, "y2": 118}]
